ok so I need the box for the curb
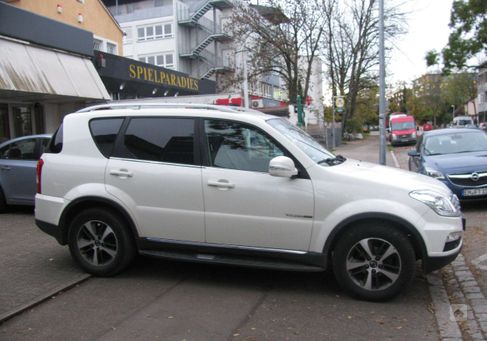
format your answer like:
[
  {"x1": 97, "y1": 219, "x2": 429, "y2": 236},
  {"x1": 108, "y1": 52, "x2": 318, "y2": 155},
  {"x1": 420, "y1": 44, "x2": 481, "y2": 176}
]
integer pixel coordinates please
[{"x1": 0, "y1": 274, "x2": 91, "y2": 324}]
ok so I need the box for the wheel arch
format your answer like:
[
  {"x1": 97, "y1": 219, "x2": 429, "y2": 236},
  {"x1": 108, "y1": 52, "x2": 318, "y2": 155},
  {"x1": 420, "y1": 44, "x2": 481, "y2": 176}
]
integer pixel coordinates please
[
  {"x1": 323, "y1": 212, "x2": 427, "y2": 268},
  {"x1": 58, "y1": 196, "x2": 139, "y2": 245}
]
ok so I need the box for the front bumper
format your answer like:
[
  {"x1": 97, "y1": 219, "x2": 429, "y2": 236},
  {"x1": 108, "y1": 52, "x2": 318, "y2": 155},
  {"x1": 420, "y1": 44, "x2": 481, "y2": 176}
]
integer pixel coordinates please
[{"x1": 423, "y1": 247, "x2": 461, "y2": 273}]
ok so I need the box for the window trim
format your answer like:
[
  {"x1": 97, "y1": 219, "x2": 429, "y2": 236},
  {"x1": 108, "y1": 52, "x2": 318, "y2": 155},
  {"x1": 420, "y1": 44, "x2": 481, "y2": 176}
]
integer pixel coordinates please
[{"x1": 200, "y1": 118, "x2": 309, "y2": 179}]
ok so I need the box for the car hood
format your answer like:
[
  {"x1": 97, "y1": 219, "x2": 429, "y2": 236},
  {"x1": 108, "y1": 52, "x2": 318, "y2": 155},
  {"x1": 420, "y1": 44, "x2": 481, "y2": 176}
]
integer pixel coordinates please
[
  {"x1": 425, "y1": 151, "x2": 487, "y2": 174},
  {"x1": 326, "y1": 158, "x2": 451, "y2": 196}
]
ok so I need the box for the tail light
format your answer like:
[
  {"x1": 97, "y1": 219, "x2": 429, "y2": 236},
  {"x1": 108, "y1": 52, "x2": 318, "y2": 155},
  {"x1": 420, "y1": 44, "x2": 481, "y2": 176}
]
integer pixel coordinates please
[{"x1": 36, "y1": 159, "x2": 44, "y2": 194}]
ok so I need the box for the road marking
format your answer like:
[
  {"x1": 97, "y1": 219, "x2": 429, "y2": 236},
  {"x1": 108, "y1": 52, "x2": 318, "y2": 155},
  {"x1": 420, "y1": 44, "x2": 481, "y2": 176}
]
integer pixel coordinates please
[
  {"x1": 472, "y1": 253, "x2": 487, "y2": 271},
  {"x1": 390, "y1": 150, "x2": 400, "y2": 168}
]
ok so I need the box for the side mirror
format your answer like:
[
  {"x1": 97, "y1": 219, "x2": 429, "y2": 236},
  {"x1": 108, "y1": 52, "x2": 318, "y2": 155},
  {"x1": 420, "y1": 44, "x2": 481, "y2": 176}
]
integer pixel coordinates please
[
  {"x1": 408, "y1": 150, "x2": 420, "y2": 157},
  {"x1": 269, "y1": 156, "x2": 298, "y2": 178}
]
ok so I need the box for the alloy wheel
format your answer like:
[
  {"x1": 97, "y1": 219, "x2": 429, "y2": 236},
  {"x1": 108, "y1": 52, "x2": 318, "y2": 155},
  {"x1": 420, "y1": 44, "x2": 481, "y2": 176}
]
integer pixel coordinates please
[
  {"x1": 76, "y1": 220, "x2": 119, "y2": 267},
  {"x1": 346, "y1": 238, "x2": 402, "y2": 291}
]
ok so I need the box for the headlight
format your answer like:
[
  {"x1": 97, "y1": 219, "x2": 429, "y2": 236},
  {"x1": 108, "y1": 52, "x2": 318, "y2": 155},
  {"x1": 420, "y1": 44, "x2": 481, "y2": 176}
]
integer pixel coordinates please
[
  {"x1": 412, "y1": 132, "x2": 417, "y2": 138},
  {"x1": 392, "y1": 134, "x2": 397, "y2": 140},
  {"x1": 424, "y1": 166, "x2": 444, "y2": 180},
  {"x1": 409, "y1": 190, "x2": 461, "y2": 217}
]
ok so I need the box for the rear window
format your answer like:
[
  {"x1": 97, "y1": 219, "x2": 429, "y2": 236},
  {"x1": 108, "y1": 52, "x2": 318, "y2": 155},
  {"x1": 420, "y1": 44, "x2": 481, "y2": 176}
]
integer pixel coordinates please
[
  {"x1": 89, "y1": 118, "x2": 124, "y2": 158},
  {"x1": 47, "y1": 124, "x2": 63, "y2": 154}
]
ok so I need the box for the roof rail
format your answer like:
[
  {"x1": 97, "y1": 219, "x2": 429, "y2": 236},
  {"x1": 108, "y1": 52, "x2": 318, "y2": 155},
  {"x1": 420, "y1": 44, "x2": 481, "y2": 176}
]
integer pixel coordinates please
[{"x1": 76, "y1": 102, "x2": 247, "y2": 113}]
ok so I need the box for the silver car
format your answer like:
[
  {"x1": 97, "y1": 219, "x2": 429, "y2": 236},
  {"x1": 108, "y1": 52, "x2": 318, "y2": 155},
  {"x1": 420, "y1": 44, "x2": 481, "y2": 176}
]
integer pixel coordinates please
[{"x1": 0, "y1": 134, "x2": 51, "y2": 211}]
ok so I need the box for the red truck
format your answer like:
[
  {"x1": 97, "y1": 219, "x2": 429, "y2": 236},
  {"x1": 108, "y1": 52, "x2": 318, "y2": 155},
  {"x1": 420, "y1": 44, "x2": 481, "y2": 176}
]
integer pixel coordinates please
[{"x1": 388, "y1": 114, "x2": 417, "y2": 146}]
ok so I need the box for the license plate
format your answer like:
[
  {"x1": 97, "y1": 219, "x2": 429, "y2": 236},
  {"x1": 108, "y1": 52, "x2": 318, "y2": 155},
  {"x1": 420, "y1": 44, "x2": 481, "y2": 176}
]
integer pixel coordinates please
[{"x1": 463, "y1": 188, "x2": 487, "y2": 197}]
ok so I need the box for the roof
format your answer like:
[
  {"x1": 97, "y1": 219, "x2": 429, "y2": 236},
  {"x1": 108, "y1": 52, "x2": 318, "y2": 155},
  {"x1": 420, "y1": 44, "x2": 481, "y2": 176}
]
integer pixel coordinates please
[
  {"x1": 423, "y1": 128, "x2": 483, "y2": 137},
  {"x1": 75, "y1": 102, "x2": 271, "y2": 122}
]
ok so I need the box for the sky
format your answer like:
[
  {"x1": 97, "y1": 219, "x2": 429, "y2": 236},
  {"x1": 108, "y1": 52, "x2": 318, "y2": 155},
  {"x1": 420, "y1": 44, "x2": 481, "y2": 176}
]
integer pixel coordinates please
[{"x1": 388, "y1": 0, "x2": 453, "y2": 85}]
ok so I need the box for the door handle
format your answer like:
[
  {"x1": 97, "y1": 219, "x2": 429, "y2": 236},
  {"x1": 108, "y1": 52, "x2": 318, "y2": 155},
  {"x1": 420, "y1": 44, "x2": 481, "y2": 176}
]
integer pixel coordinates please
[
  {"x1": 109, "y1": 169, "x2": 133, "y2": 178},
  {"x1": 207, "y1": 180, "x2": 235, "y2": 189},
  {"x1": 0, "y1": 166, "x2": 11, "y2": 171}
]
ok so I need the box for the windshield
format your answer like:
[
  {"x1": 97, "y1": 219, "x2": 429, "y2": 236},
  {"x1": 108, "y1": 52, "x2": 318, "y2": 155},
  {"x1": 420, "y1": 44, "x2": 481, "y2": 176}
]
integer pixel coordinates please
[
  {"x1": 424, "y1": 131, "x2": 487, "y2": 155},
  {"x1": 266, "y1": 118, "x2": 336, "y2": 164},
  {"x1": 391, "y1": 121, "x2": 415, "y2": 130}
]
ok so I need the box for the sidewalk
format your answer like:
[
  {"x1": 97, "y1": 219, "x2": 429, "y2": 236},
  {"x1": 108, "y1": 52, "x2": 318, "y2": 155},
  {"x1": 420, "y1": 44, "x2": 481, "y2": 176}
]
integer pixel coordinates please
[
  {"x1": 333, "y1": 133, "x2": 396, "y2": 168},
  {"x1": 0, "y1": 209, "x2": 89, "y2": 322}
]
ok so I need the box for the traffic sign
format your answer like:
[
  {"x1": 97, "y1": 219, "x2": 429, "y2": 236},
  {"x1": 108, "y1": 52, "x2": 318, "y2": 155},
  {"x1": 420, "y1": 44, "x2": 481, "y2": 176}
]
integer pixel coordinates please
[{"x1": 335, "y1": 97, "x2": 345, "y2": 108}]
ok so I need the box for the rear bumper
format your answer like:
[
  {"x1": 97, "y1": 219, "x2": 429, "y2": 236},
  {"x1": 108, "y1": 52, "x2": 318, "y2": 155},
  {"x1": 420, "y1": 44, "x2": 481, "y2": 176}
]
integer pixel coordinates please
[{"x1": 36, "y1": 219, "x2": 66, "y2": 245}]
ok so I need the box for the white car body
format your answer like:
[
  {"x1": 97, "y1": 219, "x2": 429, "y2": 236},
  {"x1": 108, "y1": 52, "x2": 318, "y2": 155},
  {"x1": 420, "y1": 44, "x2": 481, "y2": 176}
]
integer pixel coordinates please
[{"x1": 35, "y1": 103, "x2": 464, "y2": 301}]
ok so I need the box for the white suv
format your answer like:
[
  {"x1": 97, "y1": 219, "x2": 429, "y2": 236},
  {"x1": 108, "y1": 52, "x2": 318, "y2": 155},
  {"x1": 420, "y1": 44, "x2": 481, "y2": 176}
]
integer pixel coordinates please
[{"x1": 35, "y1": 102, "x2": 464, "y2": 301}]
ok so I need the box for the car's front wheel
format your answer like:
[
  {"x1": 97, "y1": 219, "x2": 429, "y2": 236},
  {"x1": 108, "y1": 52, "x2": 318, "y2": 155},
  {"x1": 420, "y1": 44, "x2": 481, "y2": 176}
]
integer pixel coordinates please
[
  {"x1": 68, "y1": 208, "x2": 135, "y2": 276},
  {"x1": 332, "y1": 222, "x2": 416, "y2": 301}
]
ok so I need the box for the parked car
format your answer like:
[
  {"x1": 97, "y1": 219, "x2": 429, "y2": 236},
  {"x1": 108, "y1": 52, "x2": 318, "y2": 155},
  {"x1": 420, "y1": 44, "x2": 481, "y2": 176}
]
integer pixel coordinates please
[
  {"x1": 388, "y1": 115, "x2": 417, "y2": 146},
  {"x1": 35, "y1": 102, "x2": 464, "y2": 301},
  {"x1": 451, "y1": 116, "x2": 474, "y2": 128},
  {"x1": 479, "y1": 122, "x2": 487, "y2": 132},
  {"x1": 0, "y1": 134, "x2": 51, "y2": 211},
  {"x1": 408, "y1": 128, "x2": 487, "y2": 200}
]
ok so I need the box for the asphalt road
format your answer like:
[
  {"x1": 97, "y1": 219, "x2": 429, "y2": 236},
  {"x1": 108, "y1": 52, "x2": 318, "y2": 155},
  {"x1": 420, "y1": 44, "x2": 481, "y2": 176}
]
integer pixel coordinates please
[{"x1": 0, "y1": 135, "x2": 448, "y2": 341}]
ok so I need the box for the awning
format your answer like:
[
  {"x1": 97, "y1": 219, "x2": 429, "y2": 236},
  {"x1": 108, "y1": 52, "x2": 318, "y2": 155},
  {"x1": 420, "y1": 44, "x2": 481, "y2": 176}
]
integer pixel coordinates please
[{"x1": 0, "y1": 37, "x2": 110, "y2": 102}]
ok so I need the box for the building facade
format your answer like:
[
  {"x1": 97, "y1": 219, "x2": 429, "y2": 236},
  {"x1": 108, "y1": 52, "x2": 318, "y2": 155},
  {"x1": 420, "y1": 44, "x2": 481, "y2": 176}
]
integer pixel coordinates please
[
  {"x1": 0, "y1": 2, "x2": 110, "y2": 140},
  {"x1": 4, "y1": 0, "x2": 124, "y2": 55},
  {"x1": 104, "y1": 0, "x2": 285, "y2": 107}
]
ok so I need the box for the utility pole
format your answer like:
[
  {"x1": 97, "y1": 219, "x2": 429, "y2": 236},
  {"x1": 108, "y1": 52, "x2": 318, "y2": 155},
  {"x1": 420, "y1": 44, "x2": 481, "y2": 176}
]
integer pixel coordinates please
[
  {"x1": 242, "y1": 51, "x2": 249, "y2": 109},
  {"x1": 378, "y1": 0, "x2": 386, "y2": 165}
]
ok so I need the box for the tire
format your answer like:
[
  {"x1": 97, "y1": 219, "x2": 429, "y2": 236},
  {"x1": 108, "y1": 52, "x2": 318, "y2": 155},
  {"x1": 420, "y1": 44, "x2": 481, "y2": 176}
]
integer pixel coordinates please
[
  {"x1": 332, "y1": 222, "x2": 416, "y2": 301},
  {"x1": 0, "y1": 186, "x2": 7, "y2": 213},
  {"x1": 68, "y1": 208, "x2": 135, "y2": 276}
]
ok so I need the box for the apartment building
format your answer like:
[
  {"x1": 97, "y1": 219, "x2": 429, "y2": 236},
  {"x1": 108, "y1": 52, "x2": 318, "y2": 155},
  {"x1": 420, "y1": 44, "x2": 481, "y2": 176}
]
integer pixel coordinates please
[{"x1": 103, "y1": 0, "x2": 284, "y2": 106}]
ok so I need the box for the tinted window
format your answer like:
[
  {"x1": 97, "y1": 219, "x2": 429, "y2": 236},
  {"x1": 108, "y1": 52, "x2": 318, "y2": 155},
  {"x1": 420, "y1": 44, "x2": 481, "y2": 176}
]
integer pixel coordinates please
[
  {"x1": 205, "y1": 120, "x2": 284, "y2": 172},
  {"x1": 48, "y1": 124, "x2": 63, "y2": 153},
  {"x1": 119, "y1": 118, "x2": 196, "y2": 165},
  {"x1": 0, "y1": 138, "x2": 36, "y2": 160},
  {"x1": 89, "y1": 118, "x2": 124, "y2": 158}
]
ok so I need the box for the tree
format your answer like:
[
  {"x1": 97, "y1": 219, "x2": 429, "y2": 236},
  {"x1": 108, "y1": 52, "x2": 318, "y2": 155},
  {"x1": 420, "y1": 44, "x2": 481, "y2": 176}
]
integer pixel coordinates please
[
  {"x1": 425, "y1": 50, "x2": 440, "y2": 68},
  {"x1": 321, "y1": 0, "x2": 405, "y2": 134},
  {"x1": 442, "y1": 0, "x2": 487, "y2": 71},
  {"x1": 229, "y1": 0, "x2": 325, "y2": 103}
]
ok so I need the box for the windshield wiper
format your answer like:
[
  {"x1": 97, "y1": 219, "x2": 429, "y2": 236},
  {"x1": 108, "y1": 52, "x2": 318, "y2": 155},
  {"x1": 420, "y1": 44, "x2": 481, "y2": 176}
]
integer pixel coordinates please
[{"x1": 318, "y1": 154, "x2": 347, "y2": 166}]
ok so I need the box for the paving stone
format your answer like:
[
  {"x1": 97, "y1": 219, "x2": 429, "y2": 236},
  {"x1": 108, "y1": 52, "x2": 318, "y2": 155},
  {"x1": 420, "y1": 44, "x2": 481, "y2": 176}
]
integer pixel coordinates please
[
  {"x1": 464, "y1": 287, "x2": 482, "y2": 294},
  {"x1": 460, "y1": 281, "x2": 478, "y2": 288},
  {"x1": 476, "y1": 314, "x2": 487, "y2": 322},
  {"x1": 466, "y1": 293, "x2": 484, "y2": 300},
  {"x1": 470, "y1": 299, "x2": 487, "y2": 306},
  {"x1": 472, "y1": 305, "x2": 487, "y2": 314}
]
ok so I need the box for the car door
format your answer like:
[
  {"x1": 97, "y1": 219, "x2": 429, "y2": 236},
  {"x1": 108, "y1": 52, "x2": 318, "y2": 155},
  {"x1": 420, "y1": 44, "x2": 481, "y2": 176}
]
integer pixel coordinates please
[
  {"x1": 106, "y1": 116, "x2": 205, "y2": 242},
  {"x1": 202, "y1": 119, "x2": 314, "y2": 251},
  {"x1": 0, "y1": 138, "x2": 38, "y2": 204}
]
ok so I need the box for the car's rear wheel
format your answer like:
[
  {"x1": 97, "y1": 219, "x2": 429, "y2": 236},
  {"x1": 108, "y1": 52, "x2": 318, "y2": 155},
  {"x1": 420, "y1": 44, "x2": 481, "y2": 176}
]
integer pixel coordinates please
[
  {"x1": 68, "y1": 208, "x2": 135, "y2": 276},
  {"x1": 332, "y1": 222, "x2": 416, "y2": 301}
]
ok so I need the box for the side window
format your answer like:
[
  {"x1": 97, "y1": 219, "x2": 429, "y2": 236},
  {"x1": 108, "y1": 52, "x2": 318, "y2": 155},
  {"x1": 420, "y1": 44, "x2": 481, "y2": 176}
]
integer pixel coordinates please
[
  {"x1": 48, "y1": 124, "x2": 63, "y2": 153},
  {"x1": 205, "y1": 120, "x2": 284, "y2": 172},
  {"x1": 0, "y1": 139, "x2": 36, "y2": 160},
  {"x1": 89, "y1": 118, "x2": 124, "y2": 158},
  {"x1": 117, "y1": 117, "x2": 196, "y2": 165}
]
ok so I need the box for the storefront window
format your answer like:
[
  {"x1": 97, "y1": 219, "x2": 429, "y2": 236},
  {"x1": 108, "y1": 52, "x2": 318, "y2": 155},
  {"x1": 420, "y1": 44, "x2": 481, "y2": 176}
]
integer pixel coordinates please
[{"x1": 13, "y1": 105, "x2": 33, "y2": 137}]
